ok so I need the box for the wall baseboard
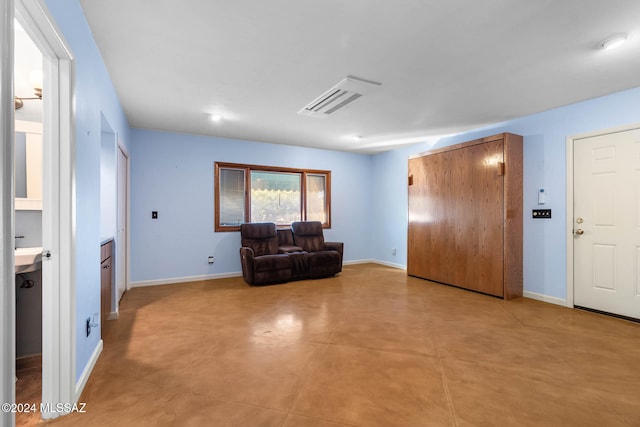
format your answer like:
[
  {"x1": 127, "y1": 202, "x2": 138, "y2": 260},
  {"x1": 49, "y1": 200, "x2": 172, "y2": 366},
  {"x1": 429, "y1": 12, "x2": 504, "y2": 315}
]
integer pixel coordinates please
[
  {"x1": 343, "y1": 259, "x2": 374, "y2": 266},
  {"x1": 130, "y1": 271, "x2": 242, "y2": 288},
  {"x1": 373, "y1": 259, "x2": 407, "y2": 270},
  {"x1": 132, "y1": 260, "x2": 408, "y2": 288},
  {"x1": 343, "y1": 259, "x2": 407, "y2": 270},
  {"x1": 131, "y1": 264, "x2": 567, "y2": 309},
  {"x1": 523, "y1": 290, "x2": 568, "y2": 307},
  {"x1": 75, "y1": 339, "x2": 103, "y2": 402}
]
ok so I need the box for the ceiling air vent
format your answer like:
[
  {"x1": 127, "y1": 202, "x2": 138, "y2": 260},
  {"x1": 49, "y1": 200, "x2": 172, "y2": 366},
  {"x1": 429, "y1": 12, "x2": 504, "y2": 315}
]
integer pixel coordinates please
[{"x1": 298, "y1": 75, "x2": 381, "y2": 118}]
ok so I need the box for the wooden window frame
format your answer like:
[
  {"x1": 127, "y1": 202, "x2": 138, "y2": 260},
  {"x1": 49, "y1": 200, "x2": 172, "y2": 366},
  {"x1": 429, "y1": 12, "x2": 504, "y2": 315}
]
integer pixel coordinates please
[{"x1": 214, "y1": 162, "x2": 331, "y2": 232}]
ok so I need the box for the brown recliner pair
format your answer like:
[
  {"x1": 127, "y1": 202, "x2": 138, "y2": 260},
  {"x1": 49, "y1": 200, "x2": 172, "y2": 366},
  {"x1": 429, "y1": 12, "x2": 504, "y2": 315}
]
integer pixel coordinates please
[{"x1": 239, "y1": 221, "x2": 343, "y2": 285}]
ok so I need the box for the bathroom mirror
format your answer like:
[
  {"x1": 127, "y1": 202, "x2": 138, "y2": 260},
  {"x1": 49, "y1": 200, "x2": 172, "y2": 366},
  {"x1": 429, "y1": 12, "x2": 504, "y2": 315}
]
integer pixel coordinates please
[{"x1": 15, "y1": 120, "x2": 43, "y2": 211}]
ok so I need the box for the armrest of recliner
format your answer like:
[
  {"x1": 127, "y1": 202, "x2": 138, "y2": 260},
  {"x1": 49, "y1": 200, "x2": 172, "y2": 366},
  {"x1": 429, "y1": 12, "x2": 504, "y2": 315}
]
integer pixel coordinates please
[
  {"x1": 239, "y1": 247, "x2": 255, "y2": 284},
  {"x1": 323, "y1": 241, "x2": 343, "y2": 259}
]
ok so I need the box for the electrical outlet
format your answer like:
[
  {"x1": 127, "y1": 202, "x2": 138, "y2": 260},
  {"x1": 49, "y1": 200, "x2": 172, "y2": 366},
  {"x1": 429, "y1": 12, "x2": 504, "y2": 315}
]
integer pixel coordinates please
[
  {"x1": 208, "y1": 256, "x2": 215, "y2": 264},
  {"x1": 391, "y1": 248, "x2": 396, "y2": 256},
  {"x1": 86, "y1": 317, "x2": 91, "y2": 337}
]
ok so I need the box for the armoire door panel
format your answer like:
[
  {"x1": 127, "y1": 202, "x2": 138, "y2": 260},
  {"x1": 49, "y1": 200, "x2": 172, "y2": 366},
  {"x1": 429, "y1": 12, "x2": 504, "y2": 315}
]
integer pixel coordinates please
[
  {"x1": 451, "y1": 140, "x2": 504, "y2": 295},
  {"x1": 408, "y1": 133, "x2": 522, "y2": 300},
  {"x1": 408, "y1": 149, "x2": 453, "y2": 283}
]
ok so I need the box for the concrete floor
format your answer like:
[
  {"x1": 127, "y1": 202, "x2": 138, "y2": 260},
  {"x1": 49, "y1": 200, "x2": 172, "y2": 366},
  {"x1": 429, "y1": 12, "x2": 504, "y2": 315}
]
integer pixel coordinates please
[{"x1": 17, "y1": 263, "x2": 640, "y2": 426}]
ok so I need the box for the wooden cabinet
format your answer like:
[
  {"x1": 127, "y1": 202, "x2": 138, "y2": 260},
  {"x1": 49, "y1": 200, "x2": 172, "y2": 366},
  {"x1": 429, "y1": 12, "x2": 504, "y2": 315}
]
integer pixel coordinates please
[
  {"x1": 407, "y1": 133, "x2": 523, "y2": 299},
  {"x1": 100, "y1": 240, "x2": 113, "y2": 323}
]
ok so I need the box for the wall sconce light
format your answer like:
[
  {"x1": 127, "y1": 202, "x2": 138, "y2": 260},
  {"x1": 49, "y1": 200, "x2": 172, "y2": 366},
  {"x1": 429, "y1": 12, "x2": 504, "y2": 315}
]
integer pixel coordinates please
[{"x1": 14, "y1": 69, "x2": 43, "y2": 110}]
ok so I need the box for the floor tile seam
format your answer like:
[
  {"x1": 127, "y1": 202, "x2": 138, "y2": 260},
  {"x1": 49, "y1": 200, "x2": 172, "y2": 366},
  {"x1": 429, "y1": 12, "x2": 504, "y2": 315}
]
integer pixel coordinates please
[
  {"x1": 242, "y1": 331, "x2": 337, "y2": 347},
  {"x1": 326, "y1": 338, "x2": 438, "y2": 359},
  {"x1": 437, "y1": 368, "x2": 460, "y2": 427},
  {"x1": 429, "y1": 322, "x2": 460, "y2": 427},
  {"x1": 191, "y1": 391, "x2": 292, "y2": 417},
  {"x1": 104, "y1": 334, "x2": 328, "y2": 361},
  {"x1": 155, "y1": 384, "x2": 292, "y2": 415},
  {"x1": 526, "y1": 322, "x2": 640, "y2": 347},
  {"x1": 92, "y1": 371, "x2": 172, "y2": 394},
  {"x1": 435, "y1": 352, "x2": 555, "y2": 381},
  {"x1": 493, "y1": 301, "x2": 530, "y2": 330},
  {"x1": 324, "y1": 341, "x2": 440, "y2": 361},
  {"x1": 332, "y1": 310, "x2": 432, "y2": 326},
  {"x1": 288, "y1": 342, "x2": 332, "y2": 414},
  {"x1": 285, "y1": 410, "x2": 361, "y2": 427},
  {"x1": 434, "y1": 346, "x2": 566, "y2": 368},
  {"x1": 77, "y1": 374, "x2": 173, "y2": 403},
  {"x1": 435, "y1": 353, "x2": 627, "y2": 395},
  {"x1": 325, "y1": 306, "x2": 352, "y2": 345},
  {"x1": 591, "y1": 388, "x2": 633, "y2": 426},
  {"x1": 531, "y1": 339, "x2": 598, "y2": 377},
  {"x1": 518, "y1": 324, "x2": 640, "y2": 366}
]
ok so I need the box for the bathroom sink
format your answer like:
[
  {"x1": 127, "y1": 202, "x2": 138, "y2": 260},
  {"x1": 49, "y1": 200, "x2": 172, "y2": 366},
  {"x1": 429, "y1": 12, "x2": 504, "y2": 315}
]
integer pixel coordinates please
[{"x1": 15, "y1": 247, "x2": 43, "y2": 274}]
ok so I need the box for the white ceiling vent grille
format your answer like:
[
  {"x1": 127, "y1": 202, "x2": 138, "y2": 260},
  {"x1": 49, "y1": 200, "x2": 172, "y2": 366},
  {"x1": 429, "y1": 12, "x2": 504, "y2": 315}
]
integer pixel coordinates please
[{"x1": 298, "y1": 75, "x2": 381, "y2": 118}]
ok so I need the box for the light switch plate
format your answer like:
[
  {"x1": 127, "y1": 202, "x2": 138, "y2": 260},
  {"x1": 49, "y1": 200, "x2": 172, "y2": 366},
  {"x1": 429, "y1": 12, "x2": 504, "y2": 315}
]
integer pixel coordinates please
[{"x1": 532, "y1": 209, "x2": 551, "y2": 219}]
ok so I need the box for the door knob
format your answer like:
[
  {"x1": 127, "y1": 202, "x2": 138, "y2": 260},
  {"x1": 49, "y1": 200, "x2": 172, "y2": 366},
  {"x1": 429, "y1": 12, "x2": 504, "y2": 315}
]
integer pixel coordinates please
[{"x1": 574, "y1": 229, "x2": 584, "y2": 235}]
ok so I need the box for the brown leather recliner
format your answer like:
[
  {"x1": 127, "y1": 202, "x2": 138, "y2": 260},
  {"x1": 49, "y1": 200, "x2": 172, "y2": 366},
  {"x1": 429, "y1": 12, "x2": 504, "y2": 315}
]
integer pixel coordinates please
[
  {"x1": 291, "y1": 221, "x2": 343, "y2": 278},
  {"x1": 239, "y1": 221, "x2": 343, "y2": 285},
  {"x1": 239, "y1": 223, "x2": 292, "y2": 285}
]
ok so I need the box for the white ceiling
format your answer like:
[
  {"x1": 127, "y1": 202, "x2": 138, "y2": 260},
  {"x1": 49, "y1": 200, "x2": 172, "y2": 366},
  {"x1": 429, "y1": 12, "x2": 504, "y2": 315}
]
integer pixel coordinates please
[{"x1": 79, "y1": 0, "x2": 640, "y2": 154}]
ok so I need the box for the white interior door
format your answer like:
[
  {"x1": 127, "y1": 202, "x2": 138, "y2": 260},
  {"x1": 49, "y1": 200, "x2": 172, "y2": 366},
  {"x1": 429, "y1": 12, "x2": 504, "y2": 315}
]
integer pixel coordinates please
[
  {"x1": 15, "y1": 0, "x2": 77, "y2": 416},
  {"x1": 116, "y1": 145, "x2": 128, "y2": 304},
  {"x1": 573, "y1": 127, "x2": 640, "y2": 319}
]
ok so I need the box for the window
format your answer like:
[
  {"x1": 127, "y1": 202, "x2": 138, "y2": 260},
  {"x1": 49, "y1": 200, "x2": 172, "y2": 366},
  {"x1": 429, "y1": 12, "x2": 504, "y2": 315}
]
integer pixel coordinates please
[
  {"x1": 218, "y1": 167, "x2": 245, "y2": 227},
  {"x1": 215, "y1": 162, "x2": 331, "y2": 231}
]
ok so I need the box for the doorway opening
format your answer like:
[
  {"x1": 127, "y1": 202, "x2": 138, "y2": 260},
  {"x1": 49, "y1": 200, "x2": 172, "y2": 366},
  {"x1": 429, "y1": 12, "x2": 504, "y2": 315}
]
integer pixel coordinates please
[
  {"x1": 14, "y1": 13, "x2": 45, "y2": 427},
  {"x1": 116, "y1": 144, "x2": 129, "y2": 308},
  {"x1": 10, "y1": 0, "x2": 76, "y2": 421}
]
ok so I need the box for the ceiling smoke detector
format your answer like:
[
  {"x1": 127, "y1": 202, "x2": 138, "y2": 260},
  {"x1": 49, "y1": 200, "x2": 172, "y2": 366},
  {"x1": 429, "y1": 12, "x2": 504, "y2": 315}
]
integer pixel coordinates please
[{"x1": 298, "y1": 75, "x2": 381, "y2": 118}]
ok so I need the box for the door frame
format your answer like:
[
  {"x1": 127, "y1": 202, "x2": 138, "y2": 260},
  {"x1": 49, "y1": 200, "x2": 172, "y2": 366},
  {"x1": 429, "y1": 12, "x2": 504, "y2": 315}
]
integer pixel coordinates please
[
  {"x1": 116, "y1": 141, "x2": 130, "y2": 307},
  {"x1": 16, "y1": 0, "x2": 76, "y2": 418},
  {"x1": 565, "y1": 122, "x2": 640, "y2": 309},
  {"x1": 1, "y1": 2, "x2": 17, "y2": 422}
]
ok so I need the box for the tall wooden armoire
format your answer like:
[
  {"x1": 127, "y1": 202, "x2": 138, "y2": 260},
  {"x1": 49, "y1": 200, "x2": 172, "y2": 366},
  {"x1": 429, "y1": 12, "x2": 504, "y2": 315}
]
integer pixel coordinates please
[{"x1": 407, "y1": 132, "x2": 523, "y2": 300}]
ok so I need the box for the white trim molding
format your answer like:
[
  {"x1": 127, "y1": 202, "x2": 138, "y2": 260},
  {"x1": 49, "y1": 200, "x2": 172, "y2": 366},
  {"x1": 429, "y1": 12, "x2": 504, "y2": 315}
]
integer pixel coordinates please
[
  {"x1": 344, "y1": 259, "x2": 407, "y2": 270},
  {"x1": 130, "y1": 271, "x2": 243, "y2": 288},
  {"x1": 16, "y1": 0, "x2": 76, "y2": 419},
  {"x1": 74, "y1": 340, "x2": 102, "y2": 402},
  {"x1": 1, "y1": 2, "x2": 16, "y2": 425},
  {"x1": 566, "y1": 134, "x2": 575, "y2": 309},
  {"x1": 523, "y1": 291, "x2": 567, "y2": 307},
  {"x1": 131, "y1": 260, "x2": 408, "y2": 289}
]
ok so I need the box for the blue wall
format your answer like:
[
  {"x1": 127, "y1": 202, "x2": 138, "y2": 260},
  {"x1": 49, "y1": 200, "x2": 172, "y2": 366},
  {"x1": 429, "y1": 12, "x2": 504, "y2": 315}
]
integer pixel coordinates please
[
  {"x1": 129, "y1": 129, "x2": 373, "y2": 283},
  {"x1": 372, "y1": 86, "x2": 640, "y2": 301},
  {"x1": 45, "y1": 0, "x2": 130, "y2": 381},
  {"x1": 130, "y1": 86, "x2": 640, "y2": 300},
  {"x1": 32, "y1": 0, "x2": 640, "y2": 387}
]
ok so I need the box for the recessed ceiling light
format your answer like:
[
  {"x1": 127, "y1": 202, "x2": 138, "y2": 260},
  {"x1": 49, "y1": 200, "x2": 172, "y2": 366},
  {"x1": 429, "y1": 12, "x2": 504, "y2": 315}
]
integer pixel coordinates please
[
  {"x1": 599, "y1": 34, "x2": 628, "y2": 50},
  {"x1": 210, "y1": 114, "x2": 223, "y2": 122}
]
